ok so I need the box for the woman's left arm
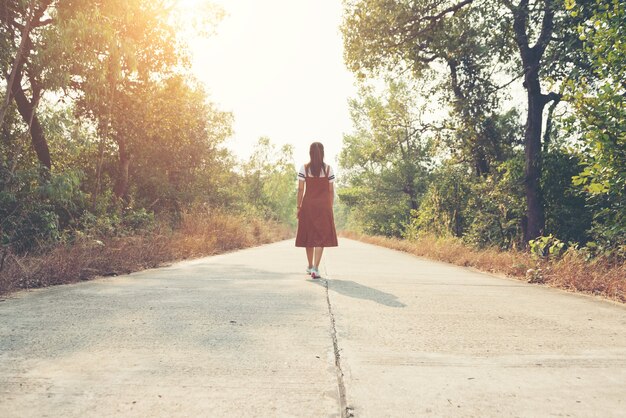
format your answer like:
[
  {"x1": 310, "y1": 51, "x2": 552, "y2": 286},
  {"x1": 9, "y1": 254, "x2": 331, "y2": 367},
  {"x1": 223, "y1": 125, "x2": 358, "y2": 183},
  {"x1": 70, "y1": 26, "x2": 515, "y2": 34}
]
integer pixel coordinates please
[
  {"x1": 297, "y1": 181, "x2": 305, "y2": 218},
  {"x1": 329, "y1": 182, "x2": 334, "y2": 207}
]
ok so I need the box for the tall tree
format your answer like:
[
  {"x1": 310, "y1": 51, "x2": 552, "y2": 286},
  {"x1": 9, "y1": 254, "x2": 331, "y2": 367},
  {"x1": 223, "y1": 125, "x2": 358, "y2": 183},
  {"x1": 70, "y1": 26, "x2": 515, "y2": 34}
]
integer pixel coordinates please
[
  {"x1": 55, "y1": 0, "x2": 180, "y2": 201},
  {"x1": 341, "y1": 0, "x2": 586, "y2": 241},
  {"x1": 1, "y1": 0, "x2": 188, "y2": 184},
  {"x1": 507, "y1": 0, "x2": 561, "y2": 241},
  {"x1": 130, "y1": 76, "x2": 234, "y2": 211},
  {"x1": 1, "y1": 0, "x2": 55, "y2": 169}
]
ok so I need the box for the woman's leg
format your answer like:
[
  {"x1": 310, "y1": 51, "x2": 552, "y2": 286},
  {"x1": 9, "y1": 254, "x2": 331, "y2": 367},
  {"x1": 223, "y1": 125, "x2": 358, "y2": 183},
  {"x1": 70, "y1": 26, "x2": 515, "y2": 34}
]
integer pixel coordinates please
[
  {"x1": 306, "y1": 247, "x2": 314, "y2": 268},
  {"x1": 313, "y1": 247, "x2": 324, "y2": 268}
]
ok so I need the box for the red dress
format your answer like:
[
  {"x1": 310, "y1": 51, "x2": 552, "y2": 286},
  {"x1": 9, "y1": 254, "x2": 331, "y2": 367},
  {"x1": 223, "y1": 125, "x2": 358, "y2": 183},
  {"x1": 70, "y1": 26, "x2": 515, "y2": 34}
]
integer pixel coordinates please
[{"x1": 295, "y1": 165, "x2": 338, "y2": 247}]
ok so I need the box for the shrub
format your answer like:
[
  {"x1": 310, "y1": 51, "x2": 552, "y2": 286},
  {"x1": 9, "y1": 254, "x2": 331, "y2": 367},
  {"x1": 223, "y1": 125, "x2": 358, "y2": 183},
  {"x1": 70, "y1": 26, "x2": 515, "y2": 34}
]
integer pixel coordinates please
[{"x1": 529, "y1": 234, "x2": 566, "y2": 260}]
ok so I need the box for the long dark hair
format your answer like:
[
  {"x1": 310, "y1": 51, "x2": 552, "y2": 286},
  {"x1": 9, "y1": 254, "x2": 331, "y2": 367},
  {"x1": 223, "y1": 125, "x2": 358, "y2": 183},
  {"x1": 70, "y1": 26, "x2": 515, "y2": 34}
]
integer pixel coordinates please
[{"x1": 306, "y1": 142, "x2": 325, "y2": 177}]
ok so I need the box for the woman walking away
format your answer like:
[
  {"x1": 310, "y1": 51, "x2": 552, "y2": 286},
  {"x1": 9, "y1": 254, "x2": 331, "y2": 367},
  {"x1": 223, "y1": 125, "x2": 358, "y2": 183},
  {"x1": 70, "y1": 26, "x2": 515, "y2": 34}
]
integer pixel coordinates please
[{"x1": 296, "y1": 142, "x2": 338, "y2": 279}]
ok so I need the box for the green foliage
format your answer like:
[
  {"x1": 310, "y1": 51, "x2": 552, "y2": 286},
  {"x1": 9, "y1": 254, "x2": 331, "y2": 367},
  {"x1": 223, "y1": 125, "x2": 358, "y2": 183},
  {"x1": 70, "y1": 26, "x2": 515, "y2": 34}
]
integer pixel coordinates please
[
  {"x1": 75, "y1": 205, "x2": 155, "y2": 239},
  {"x1": 119, "y1": 208, "x2": 155, "y2": 233},
  {"x1": 0, "y1": 1, "x2": 250, "y2": 257},
  {"x1": 127, "y1": 76, "x2": 234, "y2": 211},
  {"x1": 0, "y1": 165, "x2": 87, "y2": 253},
  {"x1": 463, "y1": 158, "x2": 526, "y2": 249},
  {"x1": 342, "y1": 1, "x2": 522, "y2": 177},
  {"x1": 565, "y1": 0, "x2": 626, "y2": 254},
  {"x1": 404, "y1": 157, "x2": 524, "y2": 249},
  {"x1": 529, "y1": 235, "x2": 566, "y2": 260},
  {"x1": 339, "y1": 183, "x2": 414, "y2": 237},
  {"x1": 408, "y1": 163, "x2": 473, "y2": 239},
  {"x1": 339, "y1": 79, "x2": 433, "y2": 237},
  {"x1": 338, "y1": 0, "x2": 623, "y2": 259},
  {"x1": 542, "y1": 148, "x2": 592, "y2": 244},
  {"x1": 239, "y1": 138, "x2": 297, "y2": 227}
]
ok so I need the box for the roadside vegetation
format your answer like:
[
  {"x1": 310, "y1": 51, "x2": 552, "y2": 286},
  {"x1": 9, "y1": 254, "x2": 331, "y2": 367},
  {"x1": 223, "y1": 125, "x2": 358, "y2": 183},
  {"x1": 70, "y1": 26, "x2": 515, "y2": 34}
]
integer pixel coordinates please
[
  {"x1": 337, "y1": 0, "x2": 625, "y2": 301},
  {"x1": 0, "y1": 210, "x2": 291, "y2": 295},
  {"x1": 342, "y1": 231, "x2": 625, "y2": 302},
  {"x1": 0, "y1": 2, "x2": 295, "y2": 296}
]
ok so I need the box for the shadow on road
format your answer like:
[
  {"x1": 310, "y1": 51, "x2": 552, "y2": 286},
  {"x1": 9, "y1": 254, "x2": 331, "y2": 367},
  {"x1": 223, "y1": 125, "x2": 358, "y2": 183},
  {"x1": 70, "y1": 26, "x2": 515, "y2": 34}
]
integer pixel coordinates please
[{"x1": 312, "y1": 278, "x2": 406, "y2": 308}]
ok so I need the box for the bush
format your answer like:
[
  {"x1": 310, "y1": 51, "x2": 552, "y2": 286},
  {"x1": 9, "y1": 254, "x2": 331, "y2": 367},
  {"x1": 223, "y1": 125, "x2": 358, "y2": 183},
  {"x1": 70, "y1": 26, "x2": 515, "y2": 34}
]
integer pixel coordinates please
[
  {"x1": 412, "y1": 163, "x2": 473, "y2": 238},
  {"x1": 463, "y1": 158, "x2": 525, "y2": 249},
  {"x1": 529, "y1": 234, "x2": 566, "y2": 260},
  {"x1": 542, "y1": 149, "x2": 592, "y2": 244},
  {"x1": 0, "y1": 166, "x2": 87, "y2": 253}
]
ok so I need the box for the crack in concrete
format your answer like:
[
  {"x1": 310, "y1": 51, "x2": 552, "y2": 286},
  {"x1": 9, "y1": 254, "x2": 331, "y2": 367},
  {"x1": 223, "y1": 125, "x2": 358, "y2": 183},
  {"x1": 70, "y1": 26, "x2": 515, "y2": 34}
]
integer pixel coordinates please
[{"x1": 324, "y1": 278, "x2": 354, "y2": 418}]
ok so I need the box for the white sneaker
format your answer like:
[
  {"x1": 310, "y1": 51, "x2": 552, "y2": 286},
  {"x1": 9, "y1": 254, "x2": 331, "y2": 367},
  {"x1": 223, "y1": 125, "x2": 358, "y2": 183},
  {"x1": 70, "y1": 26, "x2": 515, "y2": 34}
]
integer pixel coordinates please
[
  {"x1": 311, "y1": 267, "x2": 321, "y2": 279},
  {"x1": 306, "y1": 266, "x2": 312, "y2": 274}
]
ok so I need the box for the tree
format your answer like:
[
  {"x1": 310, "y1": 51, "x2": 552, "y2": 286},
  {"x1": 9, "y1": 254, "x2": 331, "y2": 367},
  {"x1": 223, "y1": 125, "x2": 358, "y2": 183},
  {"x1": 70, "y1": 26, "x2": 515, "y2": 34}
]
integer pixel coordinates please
[
  {"x1": 54, "y1": 0, "x2": 181, "y2": 201},
  {"x1": 507, "y1": 0, "x2": 561, "y2": 241},
  {"x1": 567, "y1": 0, "x2": 626, "y2": 255},
  {"x1": 339, "y1": 79, "x2": 433, "y2": 236},
  {"x1": 341, "y1": 0, "x2": 587, "y2": 241},
  {"x1": 1, "y1": 0, "x2": 56, "y2": 169},
  {"x1": 130, "y1": 76, "x2": 233, "y2": 211},
  {"x1": 1, "y1": 1, "x2": 192, "y2": 184}
]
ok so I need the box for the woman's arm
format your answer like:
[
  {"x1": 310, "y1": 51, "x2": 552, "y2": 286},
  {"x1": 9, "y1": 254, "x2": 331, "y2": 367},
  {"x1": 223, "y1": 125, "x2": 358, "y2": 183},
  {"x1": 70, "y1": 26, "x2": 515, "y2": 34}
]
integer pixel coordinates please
[
  {"x1": 329, "y1": 182, "x2": 334, "y2": 207},
  {"x1": 297, "y1": 181, "x2": 305, "y2": 217}
]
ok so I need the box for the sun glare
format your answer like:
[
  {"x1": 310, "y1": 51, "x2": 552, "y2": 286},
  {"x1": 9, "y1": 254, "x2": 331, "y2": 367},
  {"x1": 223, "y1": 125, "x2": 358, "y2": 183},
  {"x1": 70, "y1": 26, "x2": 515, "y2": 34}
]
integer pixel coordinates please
[
  {"x1": 170, "y1": 0, "x2": 225, "y2": 39},
  {"x1": 171, "y1": 0, "x2": 356, "y2": 166},
  {"x1": 173, "y1": 0, "x2": 214, "y2": 14}
]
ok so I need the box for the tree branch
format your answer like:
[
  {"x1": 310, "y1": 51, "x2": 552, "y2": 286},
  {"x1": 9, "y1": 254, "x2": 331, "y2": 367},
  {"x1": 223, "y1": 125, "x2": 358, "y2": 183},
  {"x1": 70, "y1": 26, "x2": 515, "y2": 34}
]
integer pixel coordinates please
[
  {"x1": 512, "y1": 0, "x2": 530, "y2": 55},
  {"x1": 0, "y1": 6, "x2": 32, "y2": 126},
  {"x1": 397, "y1": 0, "x2": 476, "y2": 49},
  {"x1": 491, "y1": 72, "x2": 524, "y2": 93},
  {"x1": 419, "y1": 0, "x2": 476, "y2": 21},
  {"x1": 34, "y1": 17, "x2": 53, "y2": 27},
  {"x1": 532, "y1": 0, "x2": 555, "y2": 56},
  {"x1": 541, "y1": 91, "x2": 561, "y2": 106},
  {"x1": 542, "y1": 96, "x2": 560, "y2": 152}
]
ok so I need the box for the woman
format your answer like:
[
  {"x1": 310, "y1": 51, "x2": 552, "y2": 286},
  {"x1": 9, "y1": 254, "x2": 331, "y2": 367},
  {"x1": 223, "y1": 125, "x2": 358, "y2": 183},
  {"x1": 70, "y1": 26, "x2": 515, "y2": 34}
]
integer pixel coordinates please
[{"x1": 295, "y1": 142, "x2": 338, "y2": 279}]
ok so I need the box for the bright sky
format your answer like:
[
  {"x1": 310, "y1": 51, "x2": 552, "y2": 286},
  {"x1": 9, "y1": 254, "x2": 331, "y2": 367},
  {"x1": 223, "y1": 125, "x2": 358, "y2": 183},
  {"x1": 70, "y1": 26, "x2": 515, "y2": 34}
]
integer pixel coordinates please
[{"x1": 187, "y1": 0, "x2": 357, "y2": 168}]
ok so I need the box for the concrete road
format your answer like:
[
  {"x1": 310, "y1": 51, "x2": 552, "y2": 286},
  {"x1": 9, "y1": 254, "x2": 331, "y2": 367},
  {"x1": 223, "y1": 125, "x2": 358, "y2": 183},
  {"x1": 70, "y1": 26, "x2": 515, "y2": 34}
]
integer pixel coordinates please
[{"x1": 0, "y1": 239, "x2": 624, "y2": 417}]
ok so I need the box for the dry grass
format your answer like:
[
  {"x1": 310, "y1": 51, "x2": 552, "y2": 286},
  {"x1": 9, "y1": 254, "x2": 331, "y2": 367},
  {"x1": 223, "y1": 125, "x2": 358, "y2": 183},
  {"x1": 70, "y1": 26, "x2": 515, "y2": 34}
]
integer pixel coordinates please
[
  {"x1": 0, "y1": 210, "x2": 292, "y2": 296},
  {"x1": 341, "y1": 231, "x2": 626, "y2": 303}
]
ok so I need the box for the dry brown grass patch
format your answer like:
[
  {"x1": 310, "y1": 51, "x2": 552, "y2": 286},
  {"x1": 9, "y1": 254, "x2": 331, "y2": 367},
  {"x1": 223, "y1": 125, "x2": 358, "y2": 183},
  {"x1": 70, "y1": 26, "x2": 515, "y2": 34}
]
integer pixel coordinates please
[
  {"x1": 341, "y1": 231, "x2": 625, "y2": 303},
  {"x1": 0, "y1": 210, "x2": 292, "y2": 296}
]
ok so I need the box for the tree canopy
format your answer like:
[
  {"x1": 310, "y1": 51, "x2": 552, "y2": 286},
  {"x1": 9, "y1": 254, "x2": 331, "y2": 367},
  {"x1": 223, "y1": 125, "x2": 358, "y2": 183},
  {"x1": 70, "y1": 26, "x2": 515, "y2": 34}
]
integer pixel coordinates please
[
  {"x1": 339, "y1": 0, "x2": 624, "y2": 257},
  {"x1": 1, "y1": 0, "x2": 296, "y2": 256}
]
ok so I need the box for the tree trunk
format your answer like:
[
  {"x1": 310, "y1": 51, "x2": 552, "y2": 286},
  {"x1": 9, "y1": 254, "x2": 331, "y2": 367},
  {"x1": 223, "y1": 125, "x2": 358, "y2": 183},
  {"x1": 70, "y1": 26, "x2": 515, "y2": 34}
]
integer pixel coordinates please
[
  {"x1": 11, "y1": 75, "x2": 51, "y2": 170},
  {"x1": 403, "y1": 184, "x2": 418, "y2": 211},
  {"x1": 523, "y1": 70, "x2": 546, "y2": 242},
  {"x1": 475, "y1": 149, "x2": 490, "y2": 177},
  {"x1": 113, "y1": 137, "x2": 130, "y2": 200},
  {"x1": 0, "y1": 11, "x2": 32, "y2": 127}
]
